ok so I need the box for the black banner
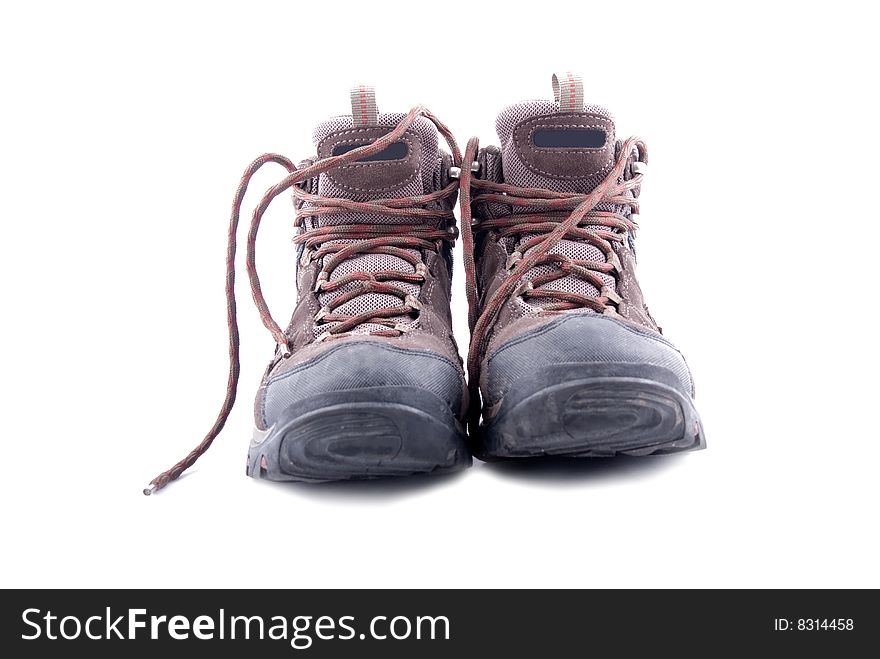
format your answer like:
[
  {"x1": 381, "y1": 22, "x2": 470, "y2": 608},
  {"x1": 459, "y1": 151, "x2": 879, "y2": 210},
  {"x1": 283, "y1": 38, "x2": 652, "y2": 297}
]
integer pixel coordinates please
[{"x1": 1, "y1": 589, "x2": 875, "y2": 656}]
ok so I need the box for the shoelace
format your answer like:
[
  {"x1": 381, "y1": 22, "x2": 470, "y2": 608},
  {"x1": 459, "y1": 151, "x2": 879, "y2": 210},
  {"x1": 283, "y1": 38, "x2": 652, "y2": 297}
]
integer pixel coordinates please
[
  {"x1": 458, "y1": 135, "x2": 647, "y2": 433},
  {"x1": 144, "y1": 107, "x2": 461, "y2": 495}
]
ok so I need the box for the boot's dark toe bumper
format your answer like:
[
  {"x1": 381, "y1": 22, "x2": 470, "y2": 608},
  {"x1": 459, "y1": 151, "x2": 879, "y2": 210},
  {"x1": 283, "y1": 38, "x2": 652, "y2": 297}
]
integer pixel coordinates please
[
  {"x1": 479, "y1": 314, "x2": 704, "y2": 459},
  {"x1": 249, "y1": 341, "x2": 469, "y2": 482}
]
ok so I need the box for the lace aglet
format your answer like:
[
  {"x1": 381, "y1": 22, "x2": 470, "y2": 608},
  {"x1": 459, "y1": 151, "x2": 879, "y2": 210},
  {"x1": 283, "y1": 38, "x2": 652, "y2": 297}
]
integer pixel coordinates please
[{"x1": 143, "y1": 483, "x2": 158, "y2": 496}]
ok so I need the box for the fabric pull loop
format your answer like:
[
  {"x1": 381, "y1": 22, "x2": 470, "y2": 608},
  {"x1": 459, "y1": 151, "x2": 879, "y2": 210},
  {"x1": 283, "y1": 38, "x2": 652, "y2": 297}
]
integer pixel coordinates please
[
  {"x1": 350, "y1": 84, "x2": 378, "y2": 126},
  {"x1": 551, "y1": 72, "x2": 584, "y2": 112}
]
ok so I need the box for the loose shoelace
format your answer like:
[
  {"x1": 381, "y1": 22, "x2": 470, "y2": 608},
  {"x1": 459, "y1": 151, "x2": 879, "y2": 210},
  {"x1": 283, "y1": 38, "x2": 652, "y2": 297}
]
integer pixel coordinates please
[
  {"x1": 144, "y1": 107, "x2": 462, "y2": 495},
  {"x1": 458, "y1": 136, "x2": 648, "y2": 433}
]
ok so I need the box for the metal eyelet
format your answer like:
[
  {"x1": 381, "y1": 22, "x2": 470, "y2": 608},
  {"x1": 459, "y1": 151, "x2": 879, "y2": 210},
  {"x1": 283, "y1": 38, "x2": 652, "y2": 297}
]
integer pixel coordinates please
[{"x1": 447, "y1": 161, "x2": 480, "y2": 179}]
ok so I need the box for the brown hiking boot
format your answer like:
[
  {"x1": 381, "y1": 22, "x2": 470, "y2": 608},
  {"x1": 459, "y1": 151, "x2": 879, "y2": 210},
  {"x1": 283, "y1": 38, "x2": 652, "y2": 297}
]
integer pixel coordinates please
[
  {"x1": 458, "y1": 73, "x2": 705, "y2": 459},
  {"x1": 146, "y1": 88, "x2": 470, "y2": 493}
]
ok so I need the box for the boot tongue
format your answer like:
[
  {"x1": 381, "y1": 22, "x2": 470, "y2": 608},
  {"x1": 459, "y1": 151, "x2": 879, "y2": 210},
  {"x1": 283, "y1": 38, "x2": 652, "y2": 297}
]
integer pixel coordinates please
[
  {"x1": 493, "y1": 73, "x2": 619, "y2": 309},
  {"x1": 310, "y1": 89, "x2": 440, "y2": 227},
  {"x1": 306, "y1": 87, "x2": 442, "y2": 336},
  {"x1": 495, "y1": 72, "x2": 616, "y2": 193}
]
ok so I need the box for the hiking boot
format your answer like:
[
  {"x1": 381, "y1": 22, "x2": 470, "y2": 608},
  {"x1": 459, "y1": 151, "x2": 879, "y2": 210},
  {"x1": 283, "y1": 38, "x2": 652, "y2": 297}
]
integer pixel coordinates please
[
  {"x1": 146, "y1": 88, "x2": 470, "y2": 493},
  {"x1": 458, "y1": 72, "x2": 705, "y2": 459}
]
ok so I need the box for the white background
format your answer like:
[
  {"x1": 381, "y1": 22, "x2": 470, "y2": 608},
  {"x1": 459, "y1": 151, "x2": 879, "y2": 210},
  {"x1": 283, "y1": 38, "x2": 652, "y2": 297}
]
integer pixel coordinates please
[{"x1": 1, "y1": 1, "x2": 878, "y2": 588}]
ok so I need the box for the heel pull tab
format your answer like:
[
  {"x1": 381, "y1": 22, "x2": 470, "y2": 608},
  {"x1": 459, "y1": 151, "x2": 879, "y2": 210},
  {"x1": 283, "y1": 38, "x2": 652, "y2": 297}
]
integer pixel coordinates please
[
  {"x1": 350, "y1": 84, "x2": 378, "y2": 126},
  {"x1": 551, "y1": 72, "x2": 584, "y2": 112}
]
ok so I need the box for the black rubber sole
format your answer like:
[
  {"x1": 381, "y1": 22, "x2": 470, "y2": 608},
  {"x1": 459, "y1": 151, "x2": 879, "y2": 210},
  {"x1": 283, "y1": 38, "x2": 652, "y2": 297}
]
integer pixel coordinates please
[
  {"x1": 247, "y1": 386, "x2": 471, "y2": 483},
  {"x1": 477, "y1": 373, "x2": 705, "y2": 460}
]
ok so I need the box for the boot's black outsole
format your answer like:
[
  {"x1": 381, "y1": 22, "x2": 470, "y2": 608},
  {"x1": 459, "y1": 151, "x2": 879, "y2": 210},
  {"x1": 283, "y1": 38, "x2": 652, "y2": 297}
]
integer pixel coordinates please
[
  {"x1": 477, "y1": 375, "x2": 705, "y2": 460},
  {"x1": 247, "y1": 386, "x2": 471, "y2": 483}
]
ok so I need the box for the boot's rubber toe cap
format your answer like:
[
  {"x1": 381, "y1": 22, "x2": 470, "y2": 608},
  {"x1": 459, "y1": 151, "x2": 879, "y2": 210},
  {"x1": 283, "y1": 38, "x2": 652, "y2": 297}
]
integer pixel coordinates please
[
  {"x1": 484, "y1": 313, "x2": 694, "y2": 404},
  {"x1": 480, "y1": 314, "x2": 703, "y2": 459},
  {"x1": 260, "y1": 340, "x2": 465, "y2": 429},
  {"x1": 249, "y1": 341, "x2": 470, "y2": 482}
]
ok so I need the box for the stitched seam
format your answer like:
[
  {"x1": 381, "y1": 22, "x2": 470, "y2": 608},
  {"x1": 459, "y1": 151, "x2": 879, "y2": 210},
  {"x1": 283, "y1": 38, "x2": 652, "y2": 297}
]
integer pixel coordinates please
[
  {"x1": 414, "y1": 268, "x2": 436, "y2": 333},
  {"x1": 513, "y1": 114, "x2": 614, "y2": 180},
  {"x1": 318, "y1": 130, "x2": 420, "y2": 194},
  {"x1": 420, "y1": 267, "x2": 436, "y2": 309},
  {"x1": 617, "y1": 244, "x2": 632, "y2": 318}
]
